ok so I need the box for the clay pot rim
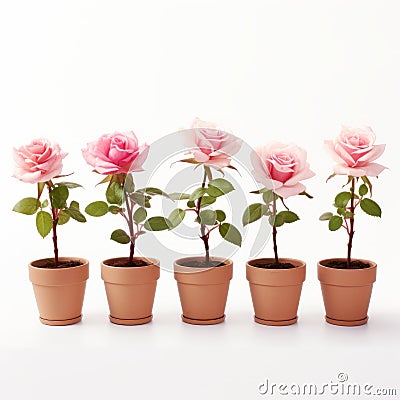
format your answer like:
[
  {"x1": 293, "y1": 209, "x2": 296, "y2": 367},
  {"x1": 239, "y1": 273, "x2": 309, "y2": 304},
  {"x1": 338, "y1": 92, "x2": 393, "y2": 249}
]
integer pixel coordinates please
[
  {"x1": 30, "y1": 257, "x2": 89, "y2": 270},
  {"x1": 247, "y1": 257, "x2": 306, "y2": 271},
  {"x1": 102, "y1": 256, "x2": 160, "y2": 270},
  {"x1": 318, "y1": 258, "x2": 377, "y2": 271}
]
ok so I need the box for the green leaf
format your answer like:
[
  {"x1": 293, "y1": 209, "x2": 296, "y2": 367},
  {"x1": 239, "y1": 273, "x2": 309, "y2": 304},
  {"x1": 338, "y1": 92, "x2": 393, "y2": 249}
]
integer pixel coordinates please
[
  {"x1": 50, "y1": 185, "x2": 69, "y2": 209},
  {"x1": 169, "y1": 192, "x2": 190, "y2": 200},
  {"x1": 133, "y1": 207, "x2": 147, "y2": 223},
  {"x1": 329, "y1": 215, "x2": 343, "y2": 231},
  {"x1": 144, "y1": 217, "x2": 170, "y2": 231},
  {"x1": 319, "y1": 212, "x2": 333, "y2": 221},
  {"x1": 85, "y1": 201, "x2": 108, "y2": 217},
  {"x1": 189, "y1": 187, "x2": 207, "y2": 202},
  {"x1": 56, "y1": 182, "x2": 83, "y2": 189},
  {"x1": 138, "y1": 187, "x2": 170, "y2": 198},
  {"x1": 242, "y1": 203, "x2": 268, "y2": 226},
  {"x1": 207, "y1": 178, "x2": 234, "y2": 197},
  {"x1": 337, "y1": 207, "x2": 345, "y2": 215},
  {"x1": 215, "y1": 210, "x2": 226, "y2": 222},
  {"x1": 199, "y1": 209, "x2": 217, "y2": 225},
  {"x1": 124, "y1": 174, "x2": 135, "y2": 193},
  {"x1": 36, "y1": 211, "x2": 52, "y2": 238},
  {"x1": 342, "y1": 211, "x2": 354, "y2": 218},
  {"x1": 359, "y1": 184, "x2": 368, "y2": 197},
  {"x1": 70, "y1": 201, "x2": 79, "y2": 210},
  {"x1": 13, "y1": 197, "x2": 40, "y2": 215},
  {"x1": 187, "y1": 200, "x2": 196, "y2": 208},
  {"x1": 219, "y1": 223, "x2": 242, "y2": 246},
  {"x1": 41, "y1": 199, "x2": 49, "y2": 208},
  {"x1": 269, "y1": 213, "x2": 284, "y2": 227},
  {"x1": 106, "y1": 182, "x2": 124, "y2": 205},
  {"x1": 360, "y1": 198, "x2": 382, "y2": 217},
  {"x1": 199, "y1": 196, "x2": 216, "y2": 208},
  {"x1": 57, "y1": 210, "x2": 70, "y2": 225},
  {"x1": 168, "y1": 208, "x2": 185, "y2": 228},
  {"x1": 108, "y1": 205, "x2": 121, "y2": 214},
  {"x1": 334, "y1": 192, "x2": 352, "y2": 208},
  {"x1": 129, "y1": 192, "x2": 147, "y2": 207},
  {"x1": 110, "y1": 229, "x2": 131, "y2": 244},
  {"x1": 66, "y1": 207, "x2": 87, "y2": 222},
  {"x1": 278, "y1": 210, "x2": 299, "y2": 223},
  {"x1": 262, "y1": 190, "x2": 274, "y2": 204}
]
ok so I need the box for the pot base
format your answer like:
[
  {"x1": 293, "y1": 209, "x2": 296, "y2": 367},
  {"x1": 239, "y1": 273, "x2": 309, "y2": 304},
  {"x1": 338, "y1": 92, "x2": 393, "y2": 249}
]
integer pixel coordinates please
[
  {"x1": 181, "y1": 314, "x2": 225, "y2": 325},
  {"x1": 254, "y1": 315, "x2": 298, "y2": 326},
  {"x1": 325, "y1": 315, "x2": 368, "y2": 327},
  {"x1": 109, "y1": 314, "x2": 153, "y2": 325},
  {"x1": 40, "y1": 315, "x2": 82, "y2": 326}
]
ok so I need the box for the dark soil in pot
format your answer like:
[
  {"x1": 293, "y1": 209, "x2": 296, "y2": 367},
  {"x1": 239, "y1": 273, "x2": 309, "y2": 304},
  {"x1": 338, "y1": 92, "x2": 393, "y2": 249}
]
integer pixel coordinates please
[
  {"x1": 32, "y1": 259, "x2": 83, "y2": 269},
  {"x1": 178, "y1": 260, "x2": 226, "y2": 268},
  {"x1": 321, "y1": 259, "x2": 371, "y2": 269},
  {"x1": 104, "y1": 258, "x2": 151, "y2": 268},
  {"x1": 250, "y1": 260, "x2": 297, "y2": 269}
]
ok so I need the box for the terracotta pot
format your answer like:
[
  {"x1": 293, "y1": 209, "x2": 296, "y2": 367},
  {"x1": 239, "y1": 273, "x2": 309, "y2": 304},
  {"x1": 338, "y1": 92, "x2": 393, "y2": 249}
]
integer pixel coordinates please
[
  {"x1": 246, "y1": 258, "x2": 306, "y2": 326},
  {"x1": 29, "y1": 257, "x2": 89, "y2": 326},
  {"x1": 101, "y1": 257, "x2": 160, "y2": 325},
  {"x1": 174, "y1": 256, "x2": 233, "y2": 325},
  {"x1": 318, "y1": 258, "x2": 377, "y2": 326}
]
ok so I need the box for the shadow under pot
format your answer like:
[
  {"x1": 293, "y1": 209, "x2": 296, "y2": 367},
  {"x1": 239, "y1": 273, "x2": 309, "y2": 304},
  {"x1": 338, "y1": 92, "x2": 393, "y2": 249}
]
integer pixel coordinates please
[
  {"x1": 246, "y1": 258, "x2": 306, "y2": 326},
  {"x1": 29, "y1": 257, "x2": 89, "y2": 326},
  {"x1": 318, "y1": 258, "x2": 377, "y2": 326},
  {"x1": 174, "y1": 256, "x2": 233, "y2": 325},
  {"x1": 101, "y1": 257, "x2": 160, "y2": 325}
]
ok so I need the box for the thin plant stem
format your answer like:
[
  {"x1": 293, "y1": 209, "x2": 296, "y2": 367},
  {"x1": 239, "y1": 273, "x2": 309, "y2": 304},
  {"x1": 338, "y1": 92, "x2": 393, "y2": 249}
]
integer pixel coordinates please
[
  {"x1": 47, "y1": 182, "x2": 59, "y2": 267},
  {"x1": 197, "y1": 167, "x2": 210, "y2": 266},
  {"x1": 347, "y1": 177, "x2": 356, "y2": 268},
  {"x1": 272, "y1": 192, "x2": 279, "y2": 264}
]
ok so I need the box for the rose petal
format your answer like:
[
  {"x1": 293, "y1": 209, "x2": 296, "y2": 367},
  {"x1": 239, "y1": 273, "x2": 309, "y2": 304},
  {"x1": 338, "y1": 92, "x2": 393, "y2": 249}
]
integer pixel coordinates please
[
  {"x1": 192, "y1": 150, "x2": 210, "y2": 163},
  {"x1": 285, "y1": 163, "x2": 316, "y2": 185},
  {"x1": 129, "y1": 143, "x2": 150, "y2": 172},
  {"x1": 274, "y1": 183, "x2": 306, "y2": 199},
  {"x1": 324, "y1": 140, "x2": 349, "y2": 165},
  {"x1": 333, "y1": 164, "x2": 366, "y2": 177},
  {"x1": 356, "y1": 144, "x2": 386, "y2": 166},
  {"x1": 361, "y1": 162, "x2": 387, "y2": 177}
]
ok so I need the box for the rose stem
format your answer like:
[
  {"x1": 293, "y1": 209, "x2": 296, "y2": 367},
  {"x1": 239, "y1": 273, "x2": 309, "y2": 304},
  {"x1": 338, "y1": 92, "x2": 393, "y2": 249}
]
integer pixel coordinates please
[
  {"x1": 347, "y1": 177, "x2": 356, "y2": 268},
  {"x1": 47, "y1": 183, "x2": 59, "y2": 267},
  {"x1": 272, "y1": 193, "x2": 279, "y2": 264},
  {"x1": 124, "y1": 186, "x2": 135, "y2": 265},
  {"x1": 198, "y1": 167, "x2": 210, "y2": 266}
]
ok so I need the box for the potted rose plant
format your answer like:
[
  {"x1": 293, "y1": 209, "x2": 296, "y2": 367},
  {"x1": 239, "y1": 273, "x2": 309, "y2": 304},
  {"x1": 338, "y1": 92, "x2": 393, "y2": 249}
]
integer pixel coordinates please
[
  {"x1": 318, "y1": 126, "x2": 386, "y2": 326},
  {"x1": 243, "y1": 142, "x2": 314, "y2": 325},
  {"x1": 83, "y1": 131, "x2": 170, "y2": 325},
  {"x1": 166, "y1": 118, "x2": 243, "y2": 325},
  {"x1": 13, "y1": 138, "x2": 88, "y2": 326}
]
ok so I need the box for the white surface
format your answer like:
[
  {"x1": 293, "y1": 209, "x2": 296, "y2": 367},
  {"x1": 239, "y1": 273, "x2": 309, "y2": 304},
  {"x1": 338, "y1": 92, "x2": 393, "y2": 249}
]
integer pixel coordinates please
[{"x1": 0, "y1": 1, "x2": 399, "y2": 399}]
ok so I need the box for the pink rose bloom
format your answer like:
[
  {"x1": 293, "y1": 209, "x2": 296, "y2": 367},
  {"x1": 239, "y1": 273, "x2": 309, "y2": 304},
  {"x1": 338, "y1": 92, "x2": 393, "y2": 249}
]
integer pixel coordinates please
[
  {"x1": 13, "y1": 138, "x2": 66, "y2": 183},
  {"x1": 184, "y1": 117, "x2": 242, "y2": 170},
  {"x1": 252, "y1": 142, "x2": 315, "y2": 198},
  {"x1": 82, "y1": 131, "x2": 149, "y2": 175},
  {"x1": 325, "y1": 126, "x2": 386, "y2": 177}
]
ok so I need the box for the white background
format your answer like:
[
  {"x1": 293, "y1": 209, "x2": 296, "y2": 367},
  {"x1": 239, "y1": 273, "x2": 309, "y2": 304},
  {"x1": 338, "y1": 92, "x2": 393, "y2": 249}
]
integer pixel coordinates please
[{"x1": 0, "y1": 1, "x2": 399, "y2": 399}]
